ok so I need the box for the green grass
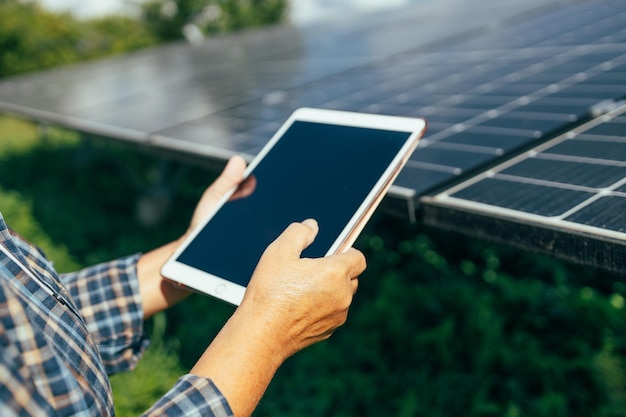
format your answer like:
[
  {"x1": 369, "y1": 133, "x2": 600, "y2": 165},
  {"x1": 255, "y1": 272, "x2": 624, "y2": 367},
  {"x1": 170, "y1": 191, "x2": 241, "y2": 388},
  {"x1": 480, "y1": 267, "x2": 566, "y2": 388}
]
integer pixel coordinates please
[
  {"x1": 0, "y1": 116, "x2": 42, "y2": 153},
  {"x1": 0, "y1": 116, "x2": 81, "y2": 271},
  {"x1": 109, "y1": 313, "x2": 187, "y2": 416}
]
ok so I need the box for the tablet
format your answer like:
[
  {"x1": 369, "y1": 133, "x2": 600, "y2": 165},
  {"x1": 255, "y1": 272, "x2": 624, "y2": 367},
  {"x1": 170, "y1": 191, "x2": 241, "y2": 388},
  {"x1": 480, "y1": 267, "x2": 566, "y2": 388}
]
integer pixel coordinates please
[{"x1": 161, "y1": 108, "x2": 427, "y2": 305}]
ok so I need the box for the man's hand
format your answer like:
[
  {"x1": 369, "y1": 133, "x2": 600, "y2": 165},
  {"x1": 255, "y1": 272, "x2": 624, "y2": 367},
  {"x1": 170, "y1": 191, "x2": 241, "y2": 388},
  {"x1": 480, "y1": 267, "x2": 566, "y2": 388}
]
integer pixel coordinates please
[
  {"x1": 241, "y1": 219, "x2": 365, "y2": 357},
  {"x1": 191, "y1": 219, "x2": 366, "y2": 417},
  {"x1": 187, "y1": 155, "x2": 253, "y2": 235},
  {"x1": 137, "y1": 155, "x2": 251, "y2": 319}
]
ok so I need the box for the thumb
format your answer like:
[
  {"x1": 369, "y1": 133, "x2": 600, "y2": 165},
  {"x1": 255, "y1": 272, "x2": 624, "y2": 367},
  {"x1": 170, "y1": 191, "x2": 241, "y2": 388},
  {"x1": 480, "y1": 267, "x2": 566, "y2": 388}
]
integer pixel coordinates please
[
  {"x1": 189, "y1": 155, "x2": 247, "y2": 232},
  {"x1": 208, "y1": 155, "x2": 248, "y2": 199},
  {"x1": 273, "y1": 219, "x2": 319, "y2": 258}
]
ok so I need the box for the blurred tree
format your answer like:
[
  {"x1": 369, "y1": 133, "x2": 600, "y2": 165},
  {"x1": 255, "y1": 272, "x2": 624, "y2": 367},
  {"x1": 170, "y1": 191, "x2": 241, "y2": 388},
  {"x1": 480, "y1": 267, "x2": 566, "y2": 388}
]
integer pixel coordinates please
[
  {"x1": 0, "y1": 0, "x2": 288, "y2": 77},
  {"x1": 0, "y1": 0, "x2": 155, "y2": 78},
  {"x1": 139, "y1": 0, "x2": 287, "y2": 43}
]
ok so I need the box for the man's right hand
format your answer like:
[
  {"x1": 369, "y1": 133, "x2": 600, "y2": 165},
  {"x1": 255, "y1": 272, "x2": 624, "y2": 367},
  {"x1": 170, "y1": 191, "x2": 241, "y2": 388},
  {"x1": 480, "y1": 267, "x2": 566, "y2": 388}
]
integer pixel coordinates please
[
  {"x1": 190, "y1": 219, "x2": 366, "y2": 417},
  {"x1": 240, "y1": 218, "x2": 366, "y2": 359}
]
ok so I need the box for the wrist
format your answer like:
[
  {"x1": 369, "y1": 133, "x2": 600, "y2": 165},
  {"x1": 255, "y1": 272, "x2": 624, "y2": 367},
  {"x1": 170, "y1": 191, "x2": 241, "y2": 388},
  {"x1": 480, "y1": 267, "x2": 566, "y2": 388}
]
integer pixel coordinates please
[
  {"x1": 230, "y1": 300, "x2": 293, "y2": 365},
  {"x1": 137, "y1": 237, "x2": 192, "y2": 319}
]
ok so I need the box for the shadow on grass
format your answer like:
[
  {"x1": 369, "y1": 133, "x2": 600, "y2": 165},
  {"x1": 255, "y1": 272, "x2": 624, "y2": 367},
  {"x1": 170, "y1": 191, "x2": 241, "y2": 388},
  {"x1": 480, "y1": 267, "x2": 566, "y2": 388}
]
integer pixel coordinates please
[{"x1": 0, "y1": 139, "x2": 214, "y2": 265}]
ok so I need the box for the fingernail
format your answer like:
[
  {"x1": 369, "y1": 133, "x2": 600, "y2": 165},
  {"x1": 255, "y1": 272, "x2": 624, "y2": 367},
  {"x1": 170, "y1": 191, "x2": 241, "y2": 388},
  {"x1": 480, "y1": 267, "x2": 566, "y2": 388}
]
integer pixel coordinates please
[
  {"x1": 225, "y1": 155, "x2": 239, "y2": 169},
  {"x1": 302, "y1": 218, "x2": 318, "y2": 230},
  {"x1": 224, "y1": 155, "x2": 244, "y2": 176}
]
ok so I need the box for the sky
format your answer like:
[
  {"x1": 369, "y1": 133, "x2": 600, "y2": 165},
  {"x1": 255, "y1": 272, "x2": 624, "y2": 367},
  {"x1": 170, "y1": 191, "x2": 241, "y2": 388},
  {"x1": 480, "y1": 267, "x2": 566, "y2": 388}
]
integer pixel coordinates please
[
  {"x1": 37, "y1": 0, "x2": 132, "y2": 19},
  {"x1": 37, "y1": 0, "x2": 415, "y2": 24}
]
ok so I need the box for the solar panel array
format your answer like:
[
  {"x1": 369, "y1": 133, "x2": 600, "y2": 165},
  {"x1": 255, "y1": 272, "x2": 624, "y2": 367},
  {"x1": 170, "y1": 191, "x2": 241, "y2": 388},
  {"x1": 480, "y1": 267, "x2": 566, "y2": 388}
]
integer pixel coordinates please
[
  {"x1": 0, "y1": 0, "x2": 625, "y2": 273},
  {"x1": 155, "y1": 0, "x2": 626, "y2": 203}
]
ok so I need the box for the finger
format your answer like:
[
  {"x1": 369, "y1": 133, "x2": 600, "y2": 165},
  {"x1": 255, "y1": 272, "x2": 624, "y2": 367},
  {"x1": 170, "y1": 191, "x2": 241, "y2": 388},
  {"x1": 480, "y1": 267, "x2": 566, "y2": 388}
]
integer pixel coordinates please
[
  {"x1": 206, "y1": 155, "x2": 247, "y2": 201},
  {"x1": 230, "y1": 174, "x2": 256, "y2": 201},
  {"x1": 302, "y1": 218, "x2": 319, "y2": 233},
  {"x1": 351, "y1": 276, "x2": 359, "y2": 294},
  {"x1": 274, "y1": 219, "x2": 319, "y2": 257},
  {"x1": 329, "y1": 248, "x2": 367, "y2": 278}
]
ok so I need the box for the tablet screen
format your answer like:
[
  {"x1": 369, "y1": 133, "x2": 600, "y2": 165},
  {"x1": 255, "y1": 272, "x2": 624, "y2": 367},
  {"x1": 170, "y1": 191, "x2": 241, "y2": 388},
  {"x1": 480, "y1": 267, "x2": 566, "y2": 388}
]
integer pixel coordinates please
[{"x1": 175, "y1": 120, "x2": 412, "y2": 287}]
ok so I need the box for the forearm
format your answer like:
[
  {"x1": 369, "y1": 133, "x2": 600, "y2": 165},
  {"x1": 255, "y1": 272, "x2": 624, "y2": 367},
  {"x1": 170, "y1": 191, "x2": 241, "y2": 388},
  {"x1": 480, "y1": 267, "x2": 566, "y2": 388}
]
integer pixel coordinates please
[
  {"x1": 138, "y1": 239, "x2": 284, "y2": 417},
  {"x1": 136, "y1": 237, "x2": 191, "y2": 319},
  {"x1": 189, "y1": 303, "x2": 287, "y2": 417}
]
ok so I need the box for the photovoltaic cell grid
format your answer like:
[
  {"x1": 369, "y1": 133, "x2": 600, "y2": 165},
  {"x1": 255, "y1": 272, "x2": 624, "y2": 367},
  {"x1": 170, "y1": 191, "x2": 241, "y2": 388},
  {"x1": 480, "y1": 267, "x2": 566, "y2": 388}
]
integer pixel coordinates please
[
  {"x1": 422, "y1": 104, "x2": 626, "y2": 276},
  {"x1": 401, "y1": 8, "x2": 624, "y2": 196},
  {"x1": 410, "y1": 0, "x2": 626, "y2": 275},
  {"x1": 153, "y1": 0, "x2": 626, "y2": 204}
]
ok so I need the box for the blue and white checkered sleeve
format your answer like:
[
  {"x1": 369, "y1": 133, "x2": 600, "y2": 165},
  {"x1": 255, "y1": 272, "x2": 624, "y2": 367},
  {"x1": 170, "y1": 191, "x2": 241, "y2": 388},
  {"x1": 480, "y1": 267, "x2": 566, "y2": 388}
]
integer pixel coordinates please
[
  {"x1": 59, "y1": 254, "x2": 235, "y2": 416},
  {"x1": 60, "y1": 254, "x2": 149, "y2": 375},
  {"x1": 142, "y1": 375, "x2": 234, "y2": 417},
  {"x1": 0, "y1": 280, "x2": 62, "y2": 417}
]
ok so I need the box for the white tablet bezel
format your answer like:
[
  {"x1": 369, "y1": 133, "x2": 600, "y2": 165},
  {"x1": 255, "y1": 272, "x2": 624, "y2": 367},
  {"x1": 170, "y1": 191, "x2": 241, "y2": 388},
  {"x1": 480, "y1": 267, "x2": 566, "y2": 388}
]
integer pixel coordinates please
[{"x1": 161, "y1": 107, "x2": 426, "y2": 305}]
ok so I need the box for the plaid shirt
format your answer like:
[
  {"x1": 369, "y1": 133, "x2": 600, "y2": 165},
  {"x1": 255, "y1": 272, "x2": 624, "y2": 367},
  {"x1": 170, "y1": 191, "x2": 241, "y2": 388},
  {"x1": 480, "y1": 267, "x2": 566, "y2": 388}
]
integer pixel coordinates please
[{"x1": 0, "y1": 213, "x2": 233, "y2": 416}]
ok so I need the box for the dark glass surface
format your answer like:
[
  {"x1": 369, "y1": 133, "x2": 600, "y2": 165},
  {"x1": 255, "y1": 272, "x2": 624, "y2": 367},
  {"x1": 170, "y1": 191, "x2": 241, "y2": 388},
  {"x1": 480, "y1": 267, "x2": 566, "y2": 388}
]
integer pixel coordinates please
[
  {"x1": 408, "y1": 147, "x2": 496, "y2": 171},
  {"x1": 583, "y1": 70, "x2": 626, "y2": 86},
  {"x1": 545, "y1": 140, "x2": 626, "y2": 162},
  {"x1": 414, "y1": 107, "x2": 483, "y2": 125},
  {"x1": 475, "y1": 112, "x2": 575, "y2": 134},
  {"x1": 450, "y1": 95, "x2": 521, "y2": 110},
  {"x1": 176, "y1": 121, "x2": 411, "y2": 286},
  {"x1": 451, "y1": 178, "x2": 594, "y2": 217},
  {"x1": 438, "y1": 130, "x2": 533, "y2": 152},
  {"x1": 512, "y1": 97, "x2": 598, "y2": 116},
  {"x1": 483, "y1": 83, "x2": 550, "y2": 97},
  {"x1": 548, "y1": 84, "x2": 624, "y2": 100},
  {"x1": 500, "y1": 158, "x2": 626, "y2": 188},
  {"x1": 394, "y1": 166, "x2": 456, "y2": 196},
  {"x1": 565, "y1": 196, "x2": 626, "y2": 233},
  {"x1": 581, "y1": 121, "x2": 626, "y2": 138}
]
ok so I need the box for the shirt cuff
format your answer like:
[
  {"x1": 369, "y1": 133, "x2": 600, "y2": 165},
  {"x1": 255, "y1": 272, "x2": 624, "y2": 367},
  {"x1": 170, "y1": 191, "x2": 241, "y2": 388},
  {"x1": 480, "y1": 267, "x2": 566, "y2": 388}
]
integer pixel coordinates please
[{"x1": 142, "y1": 374, "x2": 233, "y2": 417}]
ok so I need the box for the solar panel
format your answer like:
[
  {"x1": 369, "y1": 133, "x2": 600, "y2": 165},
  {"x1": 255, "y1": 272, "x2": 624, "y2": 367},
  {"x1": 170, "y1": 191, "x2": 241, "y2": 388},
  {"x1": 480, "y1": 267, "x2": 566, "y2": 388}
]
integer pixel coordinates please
[
  {"x1": 422, "y1": 103, "x2": 626, "y2": 276},
  {"x1": 0, "y1": 0, "x2": 626, "y2": 272}
]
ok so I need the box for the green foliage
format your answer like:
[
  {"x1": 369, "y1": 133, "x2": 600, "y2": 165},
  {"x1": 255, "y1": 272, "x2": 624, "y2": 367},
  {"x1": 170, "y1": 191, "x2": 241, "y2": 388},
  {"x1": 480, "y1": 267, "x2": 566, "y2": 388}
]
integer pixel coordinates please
[
  {"x1": 140, "y1": 0, "x2": 287, "y2": 42},
  {"x1": 0, "y1": 116, "x2": 80, "y2": 271},
  {"x1": 253, "y1": 224, "x2": 626, "y2": 417},
  {"x1": 110, "y1": 313, "x2": 187, "y2": 417},
  {"x1": 0, "y1": 114, "x2": 45, "y2": 154},
  {"x1": 0, "y1": 186, "x2": 80, "y2": 272},
  {"x1": 0, "y1": 0, "x2": 155, "y2": 78},
  {"x1": 79, "y1": 15, "x2": 157, "y2": 55},
  {"x1": 0, "y1": 130, "x2": 213, "y2": 266},
  {"x1": 0, "y1": 0, "x2": 288, "y2": 79}
]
